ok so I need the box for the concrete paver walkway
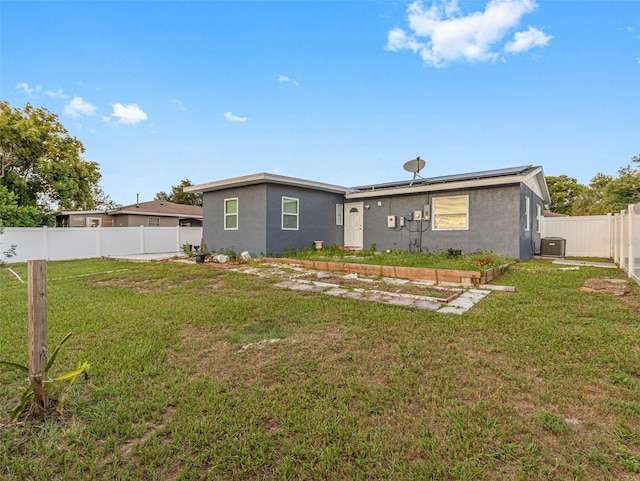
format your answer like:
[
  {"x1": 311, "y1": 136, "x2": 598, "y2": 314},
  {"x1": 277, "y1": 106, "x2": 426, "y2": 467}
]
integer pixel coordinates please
[
  {"x1": 107, "y1": 255, "x2": 495, "y2": 314},
  {"x1": 552, "y1": 259, "x2": 618, "y2": 269},
  {"x1": 233, "y1": 264, "x2": 492, "y2": 315}
]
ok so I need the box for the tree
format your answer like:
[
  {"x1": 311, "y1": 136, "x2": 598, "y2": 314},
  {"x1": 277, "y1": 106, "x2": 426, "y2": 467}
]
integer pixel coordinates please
[
  {"x1": 155, "y1": 179, "x2": 202, "y2": 206},
  {"x1": 91, "y1": 185, "x2": 120, "y2": 210},
  {"x1": 0, "y1": 185, "x2": 47, "y2": 227},
  {"x1": 546, "y1": 175, "x2": 588, "y2": 214},
  {"x1": 547, "y1": 154, "x2": 640, "y2": 215},
  {"x1": 0, "y1": 102, "x2": 104, "y2": 215},
  {"x1": 601, "y1": 159, "x2": 640, "y2": 210}
]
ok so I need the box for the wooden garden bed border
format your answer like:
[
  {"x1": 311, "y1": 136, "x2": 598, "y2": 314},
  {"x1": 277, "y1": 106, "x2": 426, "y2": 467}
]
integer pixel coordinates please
[{"x1": 263, "y1": 258, "x2": 512, "y2": 286}]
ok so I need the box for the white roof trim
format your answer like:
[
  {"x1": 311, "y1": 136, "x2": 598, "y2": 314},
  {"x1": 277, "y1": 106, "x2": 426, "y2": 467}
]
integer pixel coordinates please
[
  {"x1": 185, "y1": 173, "x2": 349, "y2": 195},
  {"x1": 57, "y1": 210, "x2": 105, "y2": 215},
  {"x1": 522, "y1": 166, "x2": 551, "y2": 204},
  {"x1": 346, "y1": 169, "x2": 550, "y2": 201}
]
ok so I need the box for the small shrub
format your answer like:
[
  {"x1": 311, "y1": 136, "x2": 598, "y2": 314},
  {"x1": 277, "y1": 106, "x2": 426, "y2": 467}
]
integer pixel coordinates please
[
  {"x1": 0, "y1": 332, "x2": 90, "y2": 422},
  {"x1": 0, "y1": 227, "x2": 17, "y2": 266},
  {"x1": 182, "y1": 243, "x2": 195, "y2": 257}
]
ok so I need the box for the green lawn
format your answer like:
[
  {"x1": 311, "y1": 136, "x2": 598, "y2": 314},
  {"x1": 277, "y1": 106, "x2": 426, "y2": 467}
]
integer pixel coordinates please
[{"x1": 0, "y1": 258, "x2": 639, "y2": 480}]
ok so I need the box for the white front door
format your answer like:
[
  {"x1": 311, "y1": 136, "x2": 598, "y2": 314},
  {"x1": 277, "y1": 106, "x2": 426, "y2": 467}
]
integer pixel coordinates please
[{"x1": 344, "y1": 202, "x2": 363, "y2": 249}]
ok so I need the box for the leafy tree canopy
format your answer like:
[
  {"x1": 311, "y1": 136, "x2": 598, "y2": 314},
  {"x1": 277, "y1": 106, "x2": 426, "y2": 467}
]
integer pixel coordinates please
[
  {"x1": 0, "y1": 102, "x2": 106, "y2": 218},
  {"x1": 0, "y1": 185, "x2": 47, "y2": 227},
  {"x1": 545, "y1": 175, "x2": 587, "y2": 215},
  {"x1": 547, "y1": 155, "x2": 640, "y2": 215},
  {"x1": 155, "y1": 179, "x2": 202, "y2": 206}
]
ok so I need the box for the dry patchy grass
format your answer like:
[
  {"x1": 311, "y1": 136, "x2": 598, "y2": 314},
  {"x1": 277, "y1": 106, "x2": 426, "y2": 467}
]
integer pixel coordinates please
[{"x1": 1, "y1": 258, "x2": 639, "y2": 480}]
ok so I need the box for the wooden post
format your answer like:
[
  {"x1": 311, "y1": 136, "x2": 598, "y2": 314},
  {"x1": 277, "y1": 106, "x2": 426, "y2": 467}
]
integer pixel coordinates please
[{"x1": 28, "y1": 259, "x2": 48, "y2": 413}]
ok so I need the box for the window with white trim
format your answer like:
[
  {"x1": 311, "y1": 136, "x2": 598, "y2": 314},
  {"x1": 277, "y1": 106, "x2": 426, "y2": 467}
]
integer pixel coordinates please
[
  {"x1": 282, "y1": 197, "x2": 299, "y2": 230},
  {"x1": 336, "y1": 204, "x2": 343, "y2": 226},
  {"x1": 224, "y1": 198, "x2": 238, "y2": 230},
  {"x1": 432, "y1": 195, "x2": 469, "y2": 230},
  {"x1": 536, "y1": 204, "x2": 542, "y2": 233},
  {"x1": 148, "y1": 217, "x2": 160, "y2": 227},
  {"x1": 525, "y1": 196, "x2": 530, "y2": 231}
]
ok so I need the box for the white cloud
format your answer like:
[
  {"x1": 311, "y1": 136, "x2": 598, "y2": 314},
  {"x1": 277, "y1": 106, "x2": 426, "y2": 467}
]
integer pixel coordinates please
[
  {"x1": 387, "y1": 0, "x2": 551, "y2": 67},
  {"x1": 63, "y1": 97, "x2": 97, "y2": 117},
  {"x1": 45, "y1": 88, "x2": 69, "y2": 99},
  {"x1": 111, "y1": 103, "x2": 148, "y2": 124},
  {"x1": 278, "y1": 75, "x2": 300, "y2": 87},
  {"x1": 16, "y1": 82, "x2": 41, "y2": 96},
  {"x1": 171, "y1": 98, "x2": 187, "y2": 111},
  {"x1": 505, "y1": 26, "x2": 552, "y2": 53},
  {"x1": 224, "y1": 111, "x2": 248, "y2": 122}
]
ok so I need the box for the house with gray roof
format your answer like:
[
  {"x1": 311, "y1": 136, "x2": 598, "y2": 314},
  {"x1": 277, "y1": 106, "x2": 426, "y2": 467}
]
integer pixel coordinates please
[
  {"x1": 56, "y1": 200, "x2": 203, "y2": 228},
  {"x1": 185, "y1": 165, "x2": 550, "y2": 260}
]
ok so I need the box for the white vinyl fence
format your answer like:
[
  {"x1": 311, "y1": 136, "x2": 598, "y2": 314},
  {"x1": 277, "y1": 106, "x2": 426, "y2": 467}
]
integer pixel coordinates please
[
  {"x1": 612, "y1": 203, "x2": 640, "y2": 284},
  {"x1": 541, "y1": 205, "x2": 640, "y2": 285},
  {"x1": 0, "y1": 226, "x2": 203, "y2": 264},
  {"x1": 541, "y1": 214, "x2": 612, "y2": 258}
]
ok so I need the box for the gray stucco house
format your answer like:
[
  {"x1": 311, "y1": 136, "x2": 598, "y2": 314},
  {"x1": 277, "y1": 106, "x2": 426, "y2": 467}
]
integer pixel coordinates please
[
  {"x1": 56, "y1": 200, "x2": 203, "y2": 228},
  {"x1": 185, "y1": 165, "x2": 550, "y2": 260}
]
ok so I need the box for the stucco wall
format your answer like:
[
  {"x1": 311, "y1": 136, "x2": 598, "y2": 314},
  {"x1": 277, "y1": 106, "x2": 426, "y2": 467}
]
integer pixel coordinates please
[
  {"x1": 202, "y1": 184, "x2": 267, "y2": 255},
  {"x1": 356, "y1": 185, "x2": 528, "y2": 259},
  {"x1": 519, "y1": 184, "x2": 545, "y2": 260},
  {"x1": 201, "y1": 180, "x2": 545, "y2": 260},
  {"x1": 265, "y1": 185, "x2": 344, "y2": 256},
  {"x1": 115, "y1": 215, "x2": 179, "y2": 228},
  {"x1": 202, "y1": 183, "x2": 344, "y2": 257}
]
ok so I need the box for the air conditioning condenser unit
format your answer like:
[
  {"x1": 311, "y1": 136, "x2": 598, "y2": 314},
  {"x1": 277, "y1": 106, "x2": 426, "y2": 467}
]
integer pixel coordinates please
[{"x1": 541, "y1": 237, "x2": 566, "y2": 257}]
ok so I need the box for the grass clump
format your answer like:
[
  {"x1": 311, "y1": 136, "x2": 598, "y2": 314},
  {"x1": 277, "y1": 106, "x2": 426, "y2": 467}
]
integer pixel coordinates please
[{"x1": 283, "y1": 245, "x2": 515, "y2": 272}]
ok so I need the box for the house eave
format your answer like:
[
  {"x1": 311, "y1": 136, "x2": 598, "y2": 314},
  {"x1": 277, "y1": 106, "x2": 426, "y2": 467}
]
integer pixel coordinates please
[
  {"x1": 345, "y1": 174, "x2": 530, "y2": 199},
  {"x1": 185, "y1": 173, "x2": 350, "y2": 195},
  {"x1": 56, "y1": 210, "x2": 105, "y2": 216}
]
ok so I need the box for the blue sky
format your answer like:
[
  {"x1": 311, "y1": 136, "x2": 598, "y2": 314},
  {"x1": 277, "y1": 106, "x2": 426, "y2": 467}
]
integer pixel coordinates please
[{"x1": 2, "y1": 0, "x2": 639, "y2": 206}]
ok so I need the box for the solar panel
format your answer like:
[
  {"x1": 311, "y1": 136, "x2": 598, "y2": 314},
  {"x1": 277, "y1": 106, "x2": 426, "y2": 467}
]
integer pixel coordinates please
[{"x1": 351, "y1": 165, "x2": 534, "y2": 192}]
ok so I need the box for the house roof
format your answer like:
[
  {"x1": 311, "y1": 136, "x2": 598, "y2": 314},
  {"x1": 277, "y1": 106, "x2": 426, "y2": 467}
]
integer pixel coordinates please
[
  {"x1": 346, "y1": 165, "x2": 551, "y2": 204},
  {"x1": 185, "y1": 173, "x2": 350, "y2": 195},
  {"x1": 544, "y1": 210, "x2": 569, "y2": 217},
  {"x1": 57, "y1": 200, "x2": 203, "y2": 219},
  {"x1": 185, "y1": 165, "x2": 551, "y2": 205},
  {"x1": 110, "y1": 200, "x2": 203, "y2": 218}
]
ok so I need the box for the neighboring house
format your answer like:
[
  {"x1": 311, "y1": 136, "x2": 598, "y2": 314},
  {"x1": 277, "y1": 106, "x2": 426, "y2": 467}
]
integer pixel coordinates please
[
  {"x1": 185, "y1": 165, "x2": 550, "y2": 260},
  {"x1": 55, "y1": 200, "x2": 203, "y2": 228}
]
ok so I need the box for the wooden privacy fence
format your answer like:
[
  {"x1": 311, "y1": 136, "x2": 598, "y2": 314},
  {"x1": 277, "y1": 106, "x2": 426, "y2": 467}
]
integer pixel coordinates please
[{"x1": 0, "y1": 226, "x2": 203, "y2": 263}]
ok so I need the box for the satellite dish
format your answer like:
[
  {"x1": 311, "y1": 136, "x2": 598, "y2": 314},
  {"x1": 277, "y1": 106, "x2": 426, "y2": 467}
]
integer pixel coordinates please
[{"x1": 403, "y1": 156, "x2": 425, "y2": 185}]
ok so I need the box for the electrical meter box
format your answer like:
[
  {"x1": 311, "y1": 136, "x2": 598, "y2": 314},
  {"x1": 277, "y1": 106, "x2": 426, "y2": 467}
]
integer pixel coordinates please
[
  {"x1": 414, "y1": 210, "x2": 423, "y2": 221},
  {"x1": 387, "y1": 215, "x2": 396, "y2": 228},
  {"x1": 406, "y1": 212, "x2": 413, "y2": 221}
]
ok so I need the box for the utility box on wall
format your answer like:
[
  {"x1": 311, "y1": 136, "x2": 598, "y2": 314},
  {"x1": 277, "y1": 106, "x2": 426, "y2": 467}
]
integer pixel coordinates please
[
  {"x1": 541, "y1": 237, "x2": 566, "y2": 257},
  {"x1": 387, "y1": 215, "x2": 396, "y2": 228}
]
